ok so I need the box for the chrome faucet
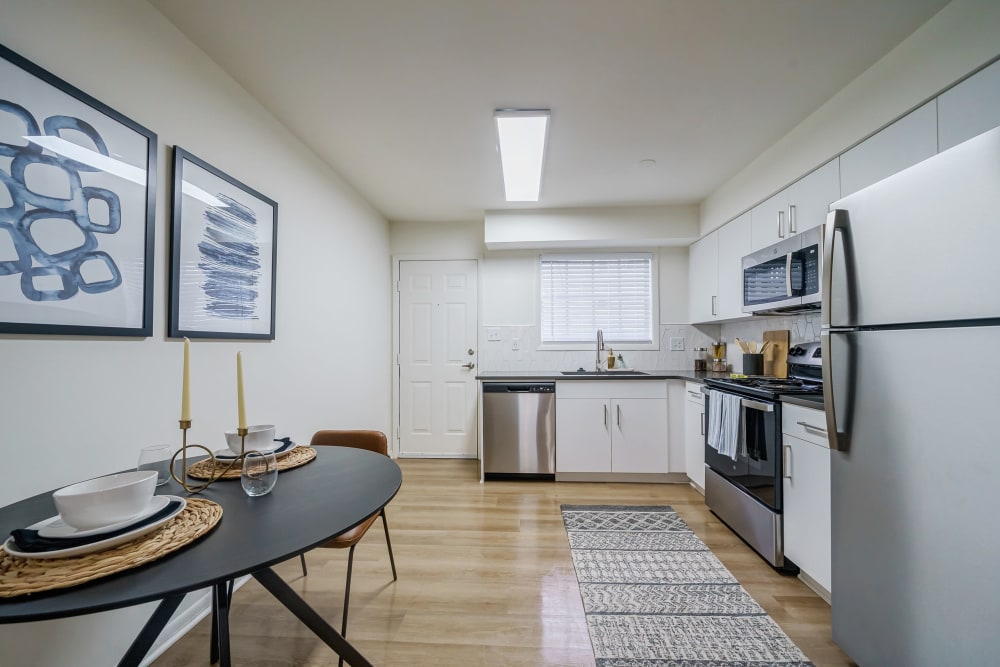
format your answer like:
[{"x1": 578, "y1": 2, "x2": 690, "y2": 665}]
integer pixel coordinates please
[{"x1": 596, "y1": 329, "x2": 604, "y2": 371}]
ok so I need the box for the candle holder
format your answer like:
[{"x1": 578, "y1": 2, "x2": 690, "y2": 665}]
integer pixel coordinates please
[{"x1": 170, "y1": 421, "x2": 261, "y2": 494}]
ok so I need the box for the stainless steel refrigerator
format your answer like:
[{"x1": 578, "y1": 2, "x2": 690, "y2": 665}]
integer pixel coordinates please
[{"x1": 822, "y1": 125, "x2": 1000, "y2": 666}]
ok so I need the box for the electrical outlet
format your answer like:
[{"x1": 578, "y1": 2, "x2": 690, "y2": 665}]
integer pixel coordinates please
[
  {"x1": 670, "y1": 337, "x2": 685, "y2": 351},
  {"x1": 512, "y1": 338, "x2": 520, "y2": 352},
  {"x1": 487, "y1": 328, "x2": 501, "y2": 342}
]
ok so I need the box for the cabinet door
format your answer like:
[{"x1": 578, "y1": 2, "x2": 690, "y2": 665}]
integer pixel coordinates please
[
  {"x1": 786, "y1": 159, "x2": 840, "y2": 235},
  {"x1": 840, "y1": 101, "x2": 937, "y2": 197},
  {"x1": 782, "y1": 434, "x2": 832, "y2": 592},
  {"x1": 611, "y1": 398, "x2": 668, "y2": 473},
  {"x1": 555, "y1": 398, "x2": 611, "y2": 473},
  {"x1": 750, "y1": 189, "x2": 789, "y2": 251},
  {"x1": 688, "y1": 231, "x2": 718, "y2": 323},
  {"x1": 684, "y1": 394, "x2": 706, "y2": 489},
  {"x1": 938, "y1": 59, "x2": 1000, "y2": 152},
  {"x1": 716, "y1": 212, "x2": 751, "y2": 320}
]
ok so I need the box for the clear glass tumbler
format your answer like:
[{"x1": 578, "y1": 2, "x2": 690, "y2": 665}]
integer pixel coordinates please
[
  {"x1": 138, "y1": 444, "x2": 173, "y2": 486},
  {"x1": 241, "y1": 451, "x2": 278, "y2": 496}
]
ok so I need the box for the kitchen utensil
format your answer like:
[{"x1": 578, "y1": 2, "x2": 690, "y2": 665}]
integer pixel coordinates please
[{"x1": 762, "y1": 329, "x2": 790, "y2": 378}]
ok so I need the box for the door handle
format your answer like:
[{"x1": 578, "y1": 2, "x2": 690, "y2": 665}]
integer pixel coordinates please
[
  {"x1": 700, "y1": 412, "x2": 705, "y2": 436},
  {"x1": 783, "y1": 445, "x2": 792, "y2": 479},
  {"x1": 461, "y1": 362, "x2": 475, "y2": 369},
  {"x1": 711, "y1": 295, "x2": 717, "y2": 316},
  {"x1": 788, "y1": 204, "x2": 797, "y2": 234},
  {"x1": 617, "y1": 403, "x2": 622, "y2": 428},
  {"x1": 603, "y1": 404, "x2": 608, "y2": 429},
  {"x1": 777, "y1": 210, "x2": 785, "y2": 238},
  {"x1": 796, "y1": 420, "x2": 828, "y2": 436}
]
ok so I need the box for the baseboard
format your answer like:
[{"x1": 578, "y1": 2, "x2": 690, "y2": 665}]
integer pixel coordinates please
[
  {"x1": 140, "y1": 576, "x2": 250, "y2": 666},
  {"x1": 797, "y1": 570, "x2": 831, "y2": 605},
  {"x1": 555, "y1": 472, "x2": 690, "y2": 484},
  {"x1": 397, "y1": 453, "x2": 477, "y2": 459}
]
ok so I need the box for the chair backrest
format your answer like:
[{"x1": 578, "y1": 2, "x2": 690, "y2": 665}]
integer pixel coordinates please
[{"x1": 310, "y1": 430, "x2": 388, "y2": 457}]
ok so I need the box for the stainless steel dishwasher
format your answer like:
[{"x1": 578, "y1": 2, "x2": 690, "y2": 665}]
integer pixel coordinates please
[{"x1": 482, "y1": 382, "x2": 556, "y2": 479}]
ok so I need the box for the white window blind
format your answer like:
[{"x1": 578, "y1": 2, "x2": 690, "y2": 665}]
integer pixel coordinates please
[{"x1": 540, "y1": 253, "x2": 654, "y2": 344}]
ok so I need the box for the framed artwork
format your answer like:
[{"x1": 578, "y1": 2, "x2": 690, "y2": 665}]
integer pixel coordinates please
[
  {"x1": 0, "y1": 43, "x2": 157, "y2": 336},
  {"x1": 169, "y1": 147, "x2": 277, "y2": 340}
]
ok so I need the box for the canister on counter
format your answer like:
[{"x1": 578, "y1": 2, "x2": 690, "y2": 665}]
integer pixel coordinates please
[{"x1": 693, "y1": 347, "x2": 708, "y2": 372}]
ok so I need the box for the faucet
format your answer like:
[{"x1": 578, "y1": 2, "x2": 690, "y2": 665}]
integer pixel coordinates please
[{"x1": 596, "y1": 329, "x2": 604, "y2": 371}]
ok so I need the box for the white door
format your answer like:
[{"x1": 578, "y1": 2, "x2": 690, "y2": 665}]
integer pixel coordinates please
[{"x1": 398, "y1": 260, "x2": 478, "y2": 457}]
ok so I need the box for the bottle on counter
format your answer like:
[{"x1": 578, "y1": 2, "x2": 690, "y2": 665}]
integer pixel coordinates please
[{"x1": 607, "y1": 347, "x2": 615, "y2": 368}]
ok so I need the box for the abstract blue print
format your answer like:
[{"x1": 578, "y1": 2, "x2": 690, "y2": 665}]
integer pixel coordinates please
[
  {"x1": 197, "y1": 193, "x2": 260, "y2": 320},
  {"x1": 0, "y1": 101, "x2": 123, "y2": 302}
]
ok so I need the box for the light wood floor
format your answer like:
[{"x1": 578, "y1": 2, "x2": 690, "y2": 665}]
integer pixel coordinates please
[{"x1": 154, "y1": 459, "x2": 854, "y2": 666}]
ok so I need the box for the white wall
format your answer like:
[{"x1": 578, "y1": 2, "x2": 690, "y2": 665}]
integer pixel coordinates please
[
  {"x1": 0, "y1": 1, "x2": 391, "y2": 664},
  {"x1": 701, "y1": 0, "x2": 1000, "y2": 234}
]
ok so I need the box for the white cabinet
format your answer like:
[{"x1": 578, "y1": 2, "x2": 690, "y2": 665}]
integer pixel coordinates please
[
  {"x1": 688, "y1": 213, "x2": 750, "y2": 323},
  {"x1": 751, "y1": 159, "x2": 840, "y2": 252},
  {"x1": 688, "y1": 232, "x2": 717, "y2": 323},
  {"x1": 683, "y1": 381, "x2": 705, "y2": 491},
  {"x1": 840, "y1": 101, "x2": 937, "y2": 197},
  {"x1": 938, "y1": 59, "x2": 1000, "y2": 152},
  {"x1": 781, "y1": 402, "x2": 831, "y2": 595},
  {"x1": 556, "y1": 381, "x2": 668, "y2": 474}
]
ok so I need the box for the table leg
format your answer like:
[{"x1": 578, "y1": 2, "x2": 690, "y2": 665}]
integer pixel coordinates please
[
  {"x1": 212, "y1": 581, "x2": 232, "y2": 666},
  {"x1": 117, "y1": 594, "x2": 185, "y2": 667},
  {"x1": 253, "y1": 567, "x2": 373, "y2": 667}
]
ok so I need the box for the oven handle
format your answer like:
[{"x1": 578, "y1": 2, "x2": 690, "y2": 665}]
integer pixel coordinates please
[{"x1": 741, "y1": 398, "x2": 775, "y2": 413}]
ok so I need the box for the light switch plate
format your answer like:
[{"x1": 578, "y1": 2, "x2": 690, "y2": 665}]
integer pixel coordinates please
[
  {"x1": 669, "y1": 337, "x2": 685, "y2": 351},
  {"x1": 487, "y1": 328, "x2": 501, "y2": 342}
]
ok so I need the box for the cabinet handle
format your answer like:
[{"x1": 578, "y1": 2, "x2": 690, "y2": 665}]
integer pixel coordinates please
[
  {"x1": 604, "y1": 404, "x2": 608, "y2": 429},
  {"x1": 461, "y1": 362, "x2": 475, "y2": 369},
  {"x1": 711, "y1": 295, "x2": 717, "y2": 316},
  {"x1": 687, "y1": 391, "x2": 702, "y2": 398},
  {"x1": 783, "y1": 445, "x2": 792, "y2": 479},
  {"x1": 788, "y1": 204, "x2": 797, "y2": 234},
  {"x1": 700, "y1": 412, "x2": 705, "y2": 436},
  {"x1": 617, "y1": 403, "x2": 622, "y2": 428},
  {"x1": 796, "y1": 420, "x2": 828, "y2": 435},
  {"x1": 777, "y1": 210, "x2": 785, "y2": 238}
]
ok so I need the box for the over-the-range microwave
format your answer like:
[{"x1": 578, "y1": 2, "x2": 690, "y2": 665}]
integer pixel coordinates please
[{"x1": 742, "y1": 224, "x2": 823, "y2": 315}]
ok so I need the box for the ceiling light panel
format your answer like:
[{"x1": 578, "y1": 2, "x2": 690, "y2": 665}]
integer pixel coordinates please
[{"x1": 494, "y1": 109, "x2": 550, "y2": 202}]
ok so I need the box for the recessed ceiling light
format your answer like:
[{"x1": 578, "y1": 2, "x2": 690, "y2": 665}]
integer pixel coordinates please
[{"x1": 494, "y1": 109, "x2": 550, "y2": 202}]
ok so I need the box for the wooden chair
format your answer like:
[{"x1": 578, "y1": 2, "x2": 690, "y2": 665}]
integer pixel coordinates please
[{"x1": 301, "y1": 429, "x2": 398, "y2": 665}]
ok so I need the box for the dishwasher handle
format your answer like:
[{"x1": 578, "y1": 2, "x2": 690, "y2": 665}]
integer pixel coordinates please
[{"x1": 482, "y1": 382, "x2": 555, "y2": 393}]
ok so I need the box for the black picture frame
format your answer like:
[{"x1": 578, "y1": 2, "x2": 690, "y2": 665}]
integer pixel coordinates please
[
  {"x1": 0, "y1": 43, "x2": 157, "y2": 336},
  {"x1": 169, "y1": 147, "x2": 278, "y2": 340}
]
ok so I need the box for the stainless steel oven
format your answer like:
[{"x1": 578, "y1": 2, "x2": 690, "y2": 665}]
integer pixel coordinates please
[{"x1": 742, "y1": 225, "x2": 823, "y2": 315}]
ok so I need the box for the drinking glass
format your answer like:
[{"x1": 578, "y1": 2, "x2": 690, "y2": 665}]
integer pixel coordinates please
[
  {"x1": 138, "y1": 444, "x2": 173, "y2": 486},
  {"x1": 241, "y1": 451, "x2": 278, "y2": 497}
]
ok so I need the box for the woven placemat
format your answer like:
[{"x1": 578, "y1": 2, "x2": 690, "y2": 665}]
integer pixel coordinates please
[
  {"x1": 186, "y1": 446, "x2": 316, "y2": 480},
  {"x1": 0, "y1": 497, "x2": 222, "y2": 599}
]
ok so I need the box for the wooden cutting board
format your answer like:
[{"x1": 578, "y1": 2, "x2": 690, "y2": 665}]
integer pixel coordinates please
[{"x1": 763, "y1": 329, "x2": 790, "y2": 378}]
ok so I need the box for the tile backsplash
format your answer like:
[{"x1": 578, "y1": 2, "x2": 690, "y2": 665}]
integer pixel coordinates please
[{"x1": 719, "y1": 313, "x2": 821, "y2": 373}]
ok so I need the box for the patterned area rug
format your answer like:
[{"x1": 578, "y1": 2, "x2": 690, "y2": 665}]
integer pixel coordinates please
[{"x1": 561, "y1": 505, "x2": 814, "y2": 667}]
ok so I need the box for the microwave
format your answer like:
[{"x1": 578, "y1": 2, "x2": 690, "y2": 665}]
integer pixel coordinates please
[{"x1": 742, "y1": 224, "x2": 823, "y2": 315}]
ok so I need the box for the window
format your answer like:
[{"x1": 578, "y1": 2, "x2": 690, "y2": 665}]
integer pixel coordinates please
[{"x1": 540, "y1": 253, "x2": 655, "y2": 346}]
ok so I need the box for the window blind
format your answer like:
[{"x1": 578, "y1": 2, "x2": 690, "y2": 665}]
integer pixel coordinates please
[{"x1": 540, "y1": 253, "x2": 653, "y2": 344}]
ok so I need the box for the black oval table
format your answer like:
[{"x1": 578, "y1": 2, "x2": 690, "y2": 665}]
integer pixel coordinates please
[{"x1": 0, "y1": 447, "x2": 402, "y2": 667}]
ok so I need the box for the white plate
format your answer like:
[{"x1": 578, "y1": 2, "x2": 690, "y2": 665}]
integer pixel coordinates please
[
  {"x1": 213, "y1": 440, "x2": 297, "y2": 460},
  {"x1": 4, "y1": 496, "x2": 187, "y2": 560},
  {"x1": 37, "y1": 495, "x2": 171, "y2": 539}
]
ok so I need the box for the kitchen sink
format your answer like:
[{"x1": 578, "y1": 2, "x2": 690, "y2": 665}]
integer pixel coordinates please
[{"x1": 560, "y1": 370, "x2": 649, "y2": 376}]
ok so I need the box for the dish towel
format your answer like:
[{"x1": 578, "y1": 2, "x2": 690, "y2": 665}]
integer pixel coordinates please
[{"x1": 707, "y1": 390, "x2": 742, "y2": 461}]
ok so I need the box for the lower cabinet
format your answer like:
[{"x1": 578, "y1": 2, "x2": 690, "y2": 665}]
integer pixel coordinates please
[
  {"x1": 683, "y1": 382, "x2": 706, "y2": 490},
  {"x1": 556, "y1": 381, "x2": 668, "y2": 474},
  {"x1": 781, "y1": 403, "x2": 831, "y2": 595}
]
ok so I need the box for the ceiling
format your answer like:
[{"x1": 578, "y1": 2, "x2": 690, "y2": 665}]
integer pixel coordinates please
[{"x1": 150, "y1": 0, "x2": 949, "y2": 224}]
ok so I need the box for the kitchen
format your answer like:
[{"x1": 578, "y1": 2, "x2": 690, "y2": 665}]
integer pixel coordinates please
[{"x1": 1, "y1": 1, "x2": 999, "y2": 665}]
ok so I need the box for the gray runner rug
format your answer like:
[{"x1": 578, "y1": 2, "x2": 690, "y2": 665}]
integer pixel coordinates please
[{"x1": 561, "y1": 504, "x2": 814, "y2": 667}]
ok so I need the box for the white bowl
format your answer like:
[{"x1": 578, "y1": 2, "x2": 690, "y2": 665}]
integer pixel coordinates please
[
  {"x1": 225, "y1": 424, "x2": 278, "y2": 455},
  {"x1": 53, "y1": 470, "x2": 157, "y2": 530}
]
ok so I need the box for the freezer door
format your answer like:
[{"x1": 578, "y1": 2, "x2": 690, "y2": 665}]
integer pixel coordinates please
[
  {"x1": 825, "y1": 126, "x2": 1000, "y2": 328},
  {"x1": 826, "y1": 326, "x2": 1000, "y2": 667}
]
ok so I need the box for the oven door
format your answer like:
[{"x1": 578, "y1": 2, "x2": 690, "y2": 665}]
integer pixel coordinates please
[{"x1": 704, "y1": 391, "x2": 782, "y2": 511}]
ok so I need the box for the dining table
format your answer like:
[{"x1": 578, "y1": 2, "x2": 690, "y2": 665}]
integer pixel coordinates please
[{"x1": 0, "y1": 446, "x2": 403, "y2": 667}]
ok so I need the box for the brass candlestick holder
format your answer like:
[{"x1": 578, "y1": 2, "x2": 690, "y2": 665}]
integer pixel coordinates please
[{"x1": 170, "y1": 422, "x2": 262, "y2": 494}]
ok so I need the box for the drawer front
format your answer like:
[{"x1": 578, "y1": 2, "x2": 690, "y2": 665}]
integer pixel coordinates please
[
  {"x1": 557, "y1": 380, "x2": 667, "y2": 400},
  {"x1": 685, "y1": 381, "x2": 705, "y2": 404},
  {"x1": 782, "y1": 402, "x2": 829, "y2": 448}
]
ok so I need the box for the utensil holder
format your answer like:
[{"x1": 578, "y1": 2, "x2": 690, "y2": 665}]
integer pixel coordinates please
[{"x1": 743, "y1": 353, "x2": 764, "y2": 376}]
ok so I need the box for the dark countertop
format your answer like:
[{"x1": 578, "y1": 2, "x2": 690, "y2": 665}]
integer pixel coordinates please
[
  {"x1": 781, "y1": 394, "x2": 825, "y2": 409},
  {"x1": 476, "y1": 370, "x2": 728, "y2": 382}
]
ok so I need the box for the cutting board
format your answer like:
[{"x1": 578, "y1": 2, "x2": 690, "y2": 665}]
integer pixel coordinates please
[{"x1": 763, "y1": 329, "x2": 790, "y2": 378}]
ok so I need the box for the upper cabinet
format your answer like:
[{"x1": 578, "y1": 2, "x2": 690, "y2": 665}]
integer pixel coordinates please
[
  {"x1": 750, "y1": 159, "x2": 839, "y2": 252},
  {"x1": 688, "y1": 212, "x2": 750, "y2": 323},
  {"x1": 938, "y1": 59, "x2": 1000, "y2": 152},
  {"x1": 839, "y1": 101, "x2": 937, "y2": 197}
]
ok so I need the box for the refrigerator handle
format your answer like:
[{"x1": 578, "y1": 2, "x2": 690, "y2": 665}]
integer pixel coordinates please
[
  {"x1": 822, "y1": 209, "x2": 850, "y2": 329},
  {"x1": 821, "y1": 331, "x2": 846, "y2": 451}
]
